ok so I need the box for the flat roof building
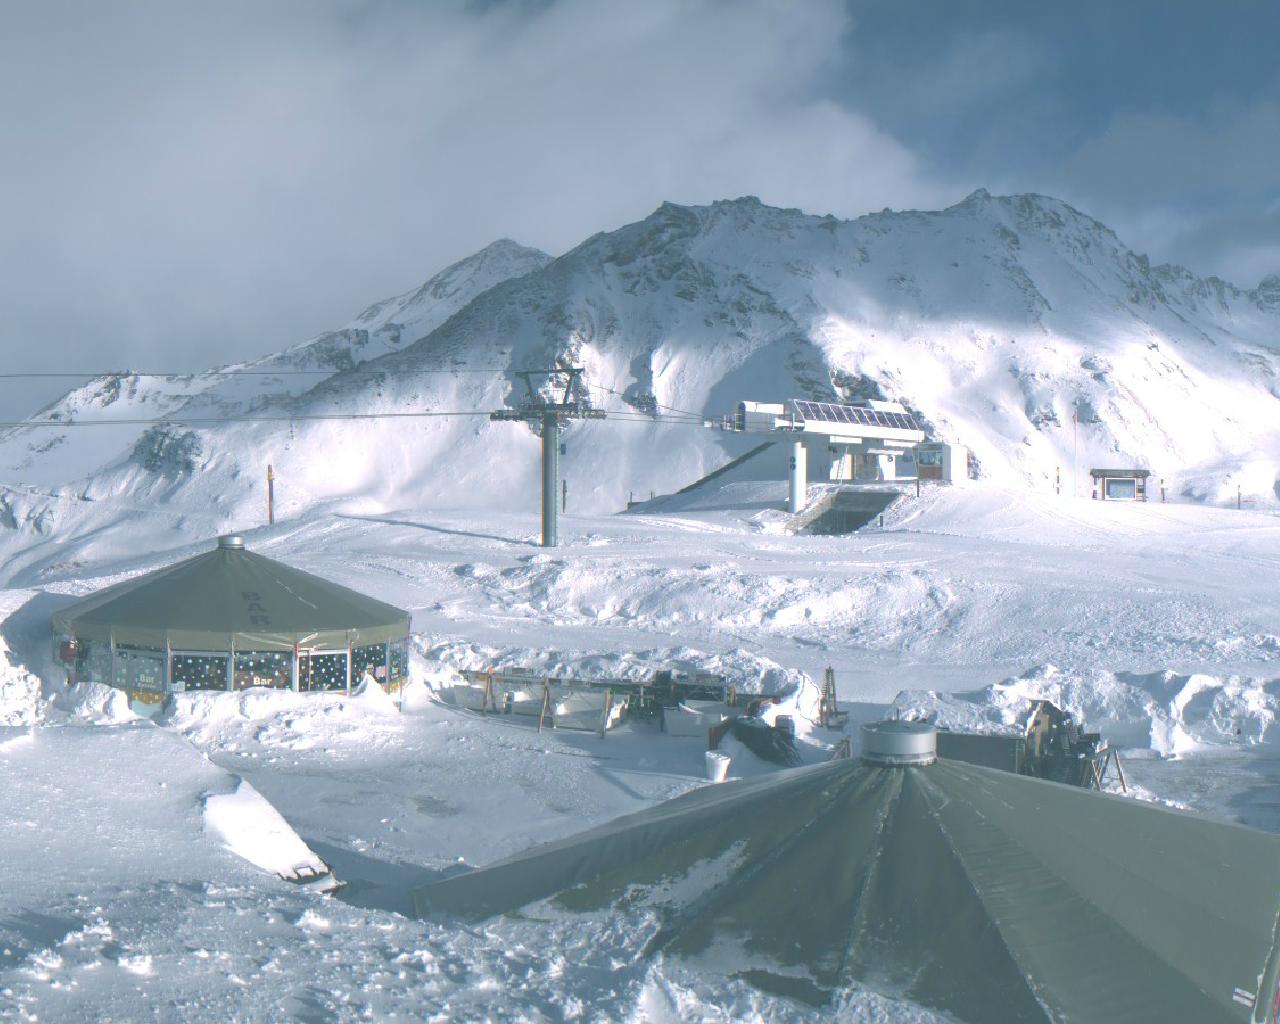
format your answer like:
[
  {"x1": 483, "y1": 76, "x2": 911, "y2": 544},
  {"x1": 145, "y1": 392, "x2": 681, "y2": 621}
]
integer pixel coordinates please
[{"x1": 734, "y1": 398, "x2": 934, "y2": 512}]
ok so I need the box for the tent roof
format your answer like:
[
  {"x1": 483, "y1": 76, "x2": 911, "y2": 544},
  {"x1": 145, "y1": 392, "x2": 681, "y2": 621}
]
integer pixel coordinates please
[
  {"x1": 414, "y1": 756, "x2": 1280, "y2": 1023},
  {"x1": 52, "y1": 537, "x2": 409, "y2": 648}
]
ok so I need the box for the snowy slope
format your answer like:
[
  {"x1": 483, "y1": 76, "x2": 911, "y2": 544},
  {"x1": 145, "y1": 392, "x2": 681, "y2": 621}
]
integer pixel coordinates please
[
  {"x1": 2, "y1": 193, "x2": 1279, "y2": 577},
  {"x1": 4, "y1": 472, "x2": 1280, "y2": 1019},
  {"x1": 0, "y1": 238, "x2": 550, "y2": 486}
]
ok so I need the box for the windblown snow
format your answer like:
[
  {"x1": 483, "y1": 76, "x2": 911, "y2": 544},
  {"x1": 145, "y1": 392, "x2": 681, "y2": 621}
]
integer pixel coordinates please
[{"x1": 1, "y1": 191, "x2": 1278, "y2": 1021}]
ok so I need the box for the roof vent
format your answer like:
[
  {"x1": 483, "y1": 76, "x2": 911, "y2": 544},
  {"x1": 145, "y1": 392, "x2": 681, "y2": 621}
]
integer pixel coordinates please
[
  {"x1": 218, "y1": 534, "x2": 245, "y2": 550},
  {"x1": 861, "y1": 720, "x2": 937, "y2": 767}
]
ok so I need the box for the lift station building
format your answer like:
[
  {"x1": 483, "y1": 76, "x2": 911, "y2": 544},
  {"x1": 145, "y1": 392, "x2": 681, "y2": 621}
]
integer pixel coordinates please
[
  {"x1": 52, "y1": 534, "x2": 411, "y2": 712},
  {"x1": 735, "y1": 399, "x2": 963, "y2": 512}
]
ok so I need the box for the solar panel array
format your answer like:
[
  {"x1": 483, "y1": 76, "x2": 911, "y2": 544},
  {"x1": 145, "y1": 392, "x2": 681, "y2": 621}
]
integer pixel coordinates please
[{"x1": 791, "y1": 400, "x2": 920, "y2": 431}]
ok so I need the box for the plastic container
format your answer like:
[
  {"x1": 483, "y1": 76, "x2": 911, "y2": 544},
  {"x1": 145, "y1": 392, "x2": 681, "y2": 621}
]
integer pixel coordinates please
[{"x1": 705, "y1": 750, "x2": 731, "y2": 783}]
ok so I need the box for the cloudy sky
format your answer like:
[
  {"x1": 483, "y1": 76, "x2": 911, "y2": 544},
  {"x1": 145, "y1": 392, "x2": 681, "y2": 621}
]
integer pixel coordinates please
[{"x1": 1, "y1": 0, "x2": 1277, "y2": 412}]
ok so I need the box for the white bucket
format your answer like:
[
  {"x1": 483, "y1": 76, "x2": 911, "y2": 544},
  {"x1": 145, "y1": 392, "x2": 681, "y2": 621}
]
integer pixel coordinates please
[{"x1": 705, "y1": 750, "x2": 731, "y2": 783}]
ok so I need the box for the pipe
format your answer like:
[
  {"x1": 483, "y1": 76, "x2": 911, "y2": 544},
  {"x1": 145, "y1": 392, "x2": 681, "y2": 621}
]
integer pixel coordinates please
[
  {"x1": 542, "y1": 412, "x2": 560, "y2": 546},
  {"x1": 788, "y1": 440, "x2": 807, "y2": 514}
]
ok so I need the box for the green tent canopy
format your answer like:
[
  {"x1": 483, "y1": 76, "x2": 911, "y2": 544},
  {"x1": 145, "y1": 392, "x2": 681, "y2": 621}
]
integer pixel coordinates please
[
  {"x1": 53, "y1": 535, "x2": 411, "y2": 696},
  {"x1": 414, "y1": 723, "x2": 1280, "y2": 1023}
]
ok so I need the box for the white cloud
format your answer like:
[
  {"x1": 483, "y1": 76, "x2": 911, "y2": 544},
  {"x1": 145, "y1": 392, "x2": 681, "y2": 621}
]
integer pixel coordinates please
[{"x1": 0, "y1": 0, "x2": 949, "y2": 389}]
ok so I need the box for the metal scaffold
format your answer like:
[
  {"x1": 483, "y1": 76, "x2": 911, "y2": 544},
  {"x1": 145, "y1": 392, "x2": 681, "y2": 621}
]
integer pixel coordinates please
[{"x1": 490, "y1": 366, "x2": 605, "y2": 547}]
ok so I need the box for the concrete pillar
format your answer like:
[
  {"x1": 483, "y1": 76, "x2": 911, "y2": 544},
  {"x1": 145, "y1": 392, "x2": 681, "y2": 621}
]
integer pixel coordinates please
[
  {"x1": 788, "y1": 440, "x2": 807, "y2": 514},
  {"x1": 542, "y1": 412, "x2": 560, "y2": 547}
]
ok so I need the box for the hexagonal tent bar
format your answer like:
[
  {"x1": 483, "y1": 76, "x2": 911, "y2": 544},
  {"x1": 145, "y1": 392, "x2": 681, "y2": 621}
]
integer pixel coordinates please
[{"x1": 52, "y1": 535, "x2": 411, "y2": 708}]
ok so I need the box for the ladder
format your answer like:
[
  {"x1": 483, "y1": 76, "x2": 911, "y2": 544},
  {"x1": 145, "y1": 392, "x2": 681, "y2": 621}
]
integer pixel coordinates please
[{"x1": 819, "y1": 667, "x2": 847, "y2": 728}]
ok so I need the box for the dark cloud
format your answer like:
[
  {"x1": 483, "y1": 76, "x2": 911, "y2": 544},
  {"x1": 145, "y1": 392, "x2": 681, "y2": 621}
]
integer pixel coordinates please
[{"x1": 838, "y1": 0, "x2": 1280, "y2": 285}]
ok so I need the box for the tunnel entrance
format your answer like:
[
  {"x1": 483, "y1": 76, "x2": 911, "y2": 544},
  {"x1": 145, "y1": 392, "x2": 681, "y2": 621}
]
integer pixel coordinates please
[{"x1": 798, "y1": 489, "x2": 899, "y2": 535}]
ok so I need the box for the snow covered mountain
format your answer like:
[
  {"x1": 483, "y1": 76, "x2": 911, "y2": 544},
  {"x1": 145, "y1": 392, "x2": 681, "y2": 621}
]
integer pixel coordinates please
[
  {"x1": 0, "y1": 237, "x2": 551, "y2": 483},
  {"x1": 1, "y1": 191, "x2": 1278, "y2": 577}
]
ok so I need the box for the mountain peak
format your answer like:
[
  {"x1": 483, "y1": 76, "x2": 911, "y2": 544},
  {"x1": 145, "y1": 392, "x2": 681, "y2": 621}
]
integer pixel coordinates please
[
  {"x1": 1257, "y1": 273, "x2": 1280, "y2": 305},
  {"x1": 473, "y1": 238, "x2": 549, "y2": 261}
]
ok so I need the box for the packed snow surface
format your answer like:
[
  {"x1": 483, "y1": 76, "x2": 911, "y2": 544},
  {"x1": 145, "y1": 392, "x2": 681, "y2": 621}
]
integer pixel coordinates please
[{"x1": 2, "y1": 478, "x2": 1279, "y2": 1019}]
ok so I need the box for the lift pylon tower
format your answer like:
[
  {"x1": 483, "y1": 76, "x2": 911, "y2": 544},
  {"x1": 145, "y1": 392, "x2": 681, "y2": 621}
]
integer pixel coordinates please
[{"x1": 491, "y1": 367, "x2": 605, "y2": 547}]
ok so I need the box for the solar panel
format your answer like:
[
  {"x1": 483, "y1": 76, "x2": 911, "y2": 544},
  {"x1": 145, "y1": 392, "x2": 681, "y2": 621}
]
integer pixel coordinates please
[{"x1": 788, "y1": 399, "x2": 919, "y2": 432}]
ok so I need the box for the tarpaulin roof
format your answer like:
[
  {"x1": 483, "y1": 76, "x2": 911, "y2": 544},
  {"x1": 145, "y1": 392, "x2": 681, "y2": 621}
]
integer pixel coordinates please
[
  {"x1": 52, "y1": 537, "x2": 410, "y2": 651},
  {"x1": 414, "y1": 755, "x2": 1280, "y2": 1023}
]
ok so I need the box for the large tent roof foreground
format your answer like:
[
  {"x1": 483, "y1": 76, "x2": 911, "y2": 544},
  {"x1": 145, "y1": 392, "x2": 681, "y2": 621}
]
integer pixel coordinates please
[
  {"x1": 414, "y1": 751, "x2": 1280, "y2": 1023},
  {"x1": 52, "y1": 536, "x2": 410, "y2": 651}
]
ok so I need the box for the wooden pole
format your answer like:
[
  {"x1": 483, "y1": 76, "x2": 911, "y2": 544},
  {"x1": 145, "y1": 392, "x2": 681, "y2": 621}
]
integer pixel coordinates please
[
  {"x1": 267, "y1": 464, "x2": 275, "y2": 525},
  {"x1": 537, "y1": 678, "x2": 551, "y2": 732},
  {"x1": 599, "y1": 688, "x2": 612, "y2": 738},
  {"x1": 1110, "y1": 749, "x2": 1127, "y2": 792},
  {"x1": 1071, "y1": 409, "x2": 1078, "y2": 497}
]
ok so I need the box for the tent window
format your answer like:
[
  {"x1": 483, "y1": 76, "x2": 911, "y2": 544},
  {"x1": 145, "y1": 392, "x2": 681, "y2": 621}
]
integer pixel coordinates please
[
  {"x1": 115, "y1": 645, "x2": 165, "y2": 692},
  {"x1": 352, "y1": 643, "x2": 388, "y2": 683},
  {"x1": 299, "y1": 651, "x2": 348, "y2": 692},
  {"x1": 388, "y1": 640, "x2": 409, "y2": 683},
  {"x1": 172, "y1": 654, "x2": 229, "y2": 691},
  {"x1": 76, "y1": 640, "x2": 112, "y2": 685},
  {"x1": 234, "y1": 651, "x2": 291, "y2": 690}
]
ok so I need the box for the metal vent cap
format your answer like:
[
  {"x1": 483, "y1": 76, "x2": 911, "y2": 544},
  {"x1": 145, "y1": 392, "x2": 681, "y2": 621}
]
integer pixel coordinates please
[
  {"x1": 218, "y1": 534, "x2": 245, "y2": 550},
  {"x1": 861, "y1": 720, "x2": 937, "y2": 766}
]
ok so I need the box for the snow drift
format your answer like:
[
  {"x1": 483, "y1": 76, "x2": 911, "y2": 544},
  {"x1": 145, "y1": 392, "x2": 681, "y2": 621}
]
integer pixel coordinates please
[{"x1": 894, "y1": 663, "x2": 1280, "y2": 757}]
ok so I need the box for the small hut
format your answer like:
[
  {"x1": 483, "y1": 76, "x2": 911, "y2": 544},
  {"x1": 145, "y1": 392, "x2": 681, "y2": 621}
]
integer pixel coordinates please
[
  {"x1": 53, "y1": 535, "x2": 410, "y2": 710},
  {"x1": 1090, "y1": 468, "x2": 1150, "y2": 501},
  {"x1": 415, "y1": 722, "x2": 1280, "y2": 1023}
]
